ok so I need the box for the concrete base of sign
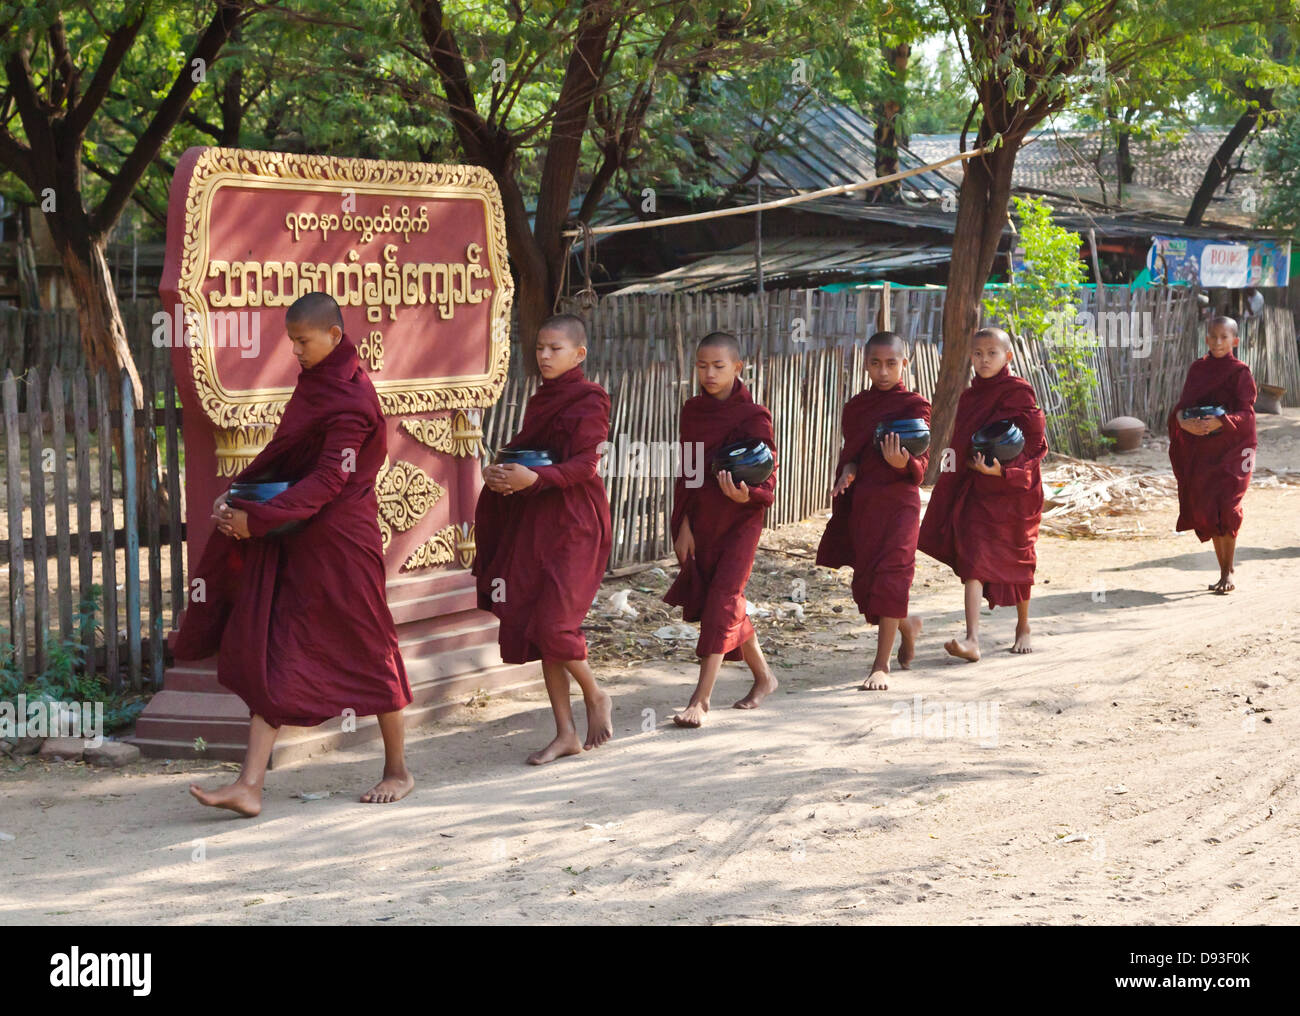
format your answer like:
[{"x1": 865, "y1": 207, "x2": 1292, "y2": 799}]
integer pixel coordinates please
[{"x1": 130, "y1": 569, "x2": 541, "y2": 768}]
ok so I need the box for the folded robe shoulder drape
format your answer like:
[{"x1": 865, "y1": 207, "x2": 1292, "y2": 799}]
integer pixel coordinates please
[
  {"x1": 917, "y1": 365, "x2": 1047, "y2": 609},
  {"x1": 1167, "y1": 352, "x2": 1257, "y2": 541},
  {"x1": 472, "y1": 364, "x2": 612, "y2": 664},
  {"x1": 816, "y1": 382, "x2": 931, "y2": 623},
  {"x1": 171, "y1": 334, "x2": 412, "y2": 729},
  {"x1": 664, "y1": 378, "x2": 778, "y2": 660}
]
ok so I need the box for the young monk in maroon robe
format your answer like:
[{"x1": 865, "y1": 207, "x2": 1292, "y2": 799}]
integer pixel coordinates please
[
  {"x1": 473, "y1": 313, "x2": 614, "y2": 765},
  {"x1": 816, "y1": 331, "x2": 930, "y2": 690},
  {"x1": 665, "y1": 332, "x2": 779, "y2": 728},
  {"x1": 918, "y1": 326, "x2": 1047, "y2": 660},
  {"x1": 177, "y1": 293, "x2": 413, "y2": 817},
  {"x1": 1168, "y1": 316, "x2": 1257, "y2": 593}
]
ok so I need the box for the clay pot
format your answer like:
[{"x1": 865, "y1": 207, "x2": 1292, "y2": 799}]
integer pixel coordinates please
[
  {"x1": 1256, "y1": 384, "x2": 1285, "y2": 416},
  {"x1": 1102, "y1": 415, "x2": 1145, "y2": 453}
]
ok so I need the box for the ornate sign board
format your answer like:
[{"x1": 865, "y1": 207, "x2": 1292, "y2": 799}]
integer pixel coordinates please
[
  {"x1": 160, "y1": 147, "x2": 514, "y2": 578},
  {"x1": 138, "y1": 148, "x2": 537, "y2": 764}
]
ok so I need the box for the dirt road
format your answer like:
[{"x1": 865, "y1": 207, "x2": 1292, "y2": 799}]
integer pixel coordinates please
[{"x1": 2, "y1": 413, "x2": 1296, "y2": 925}]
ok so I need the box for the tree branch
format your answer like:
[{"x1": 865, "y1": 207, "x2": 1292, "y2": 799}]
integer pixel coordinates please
[
  {"x1": 64, "y1": 12, "x2": 147, "y2": 139},
  {"x1": 90, "y1": 0, "x2": 251, "y2": 237}
]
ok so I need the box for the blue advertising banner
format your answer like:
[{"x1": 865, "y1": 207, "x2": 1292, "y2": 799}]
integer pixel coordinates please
[{"x1": 1147, "y1": 236, "x2": 1291, "y2": 288}]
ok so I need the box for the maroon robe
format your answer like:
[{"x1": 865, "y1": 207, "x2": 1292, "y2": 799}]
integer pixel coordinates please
[
  {"x1": 918, "y1": 365, "x2": 1047, "y2": 608},
  {"x1": 172, "y1": 334, "x2": 412, "y2": 728},
  {"x1": 816, "y1": 382, "x2": 931, "y2": 622},
  {"x1": 664, "y1": 378, "x2": 777, "y2": 660},
  {"x1": 1167, "y1": 352, "x2": 1257, "y2": 540},
  {"x1": 473, "y1": 364, "x2": 612, "y2": 663}
]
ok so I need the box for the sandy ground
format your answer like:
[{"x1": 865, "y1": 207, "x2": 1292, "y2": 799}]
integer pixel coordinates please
[{"x1": 1, "y1": 412, "x2": 1297, "y2": 926}]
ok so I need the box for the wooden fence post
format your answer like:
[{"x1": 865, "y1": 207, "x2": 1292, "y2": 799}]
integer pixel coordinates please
[
  {"x1": 3, "y1": 369, "x2": 27, "y2": 673},
  {"x1": 122, "y1": 370, "x2": 141, "y2": 691},
  {"x1": 26, "y1": 368, "x2": 49, "y2": 674}
]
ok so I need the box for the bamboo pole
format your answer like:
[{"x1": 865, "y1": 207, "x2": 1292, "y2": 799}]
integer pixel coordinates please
[{"x1": 561, "y1": 149, "x2": 990, "y2": 236}]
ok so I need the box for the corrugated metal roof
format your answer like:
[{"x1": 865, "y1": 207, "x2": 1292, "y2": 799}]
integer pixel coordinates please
[
  {"x1": 602, "y1": 200, "x2": 1288, "y2": 294},
  {"x1": 788, "y1": 194, "x2": 1289, "y2": 242},
  {"x1": 910, "y1": 126, "x2": 1268, "y2": 201},
  {"x1": 708, "y1": 100, "x2": 957, "y2": 200},
  {"x1": 608, "y1": 236, "x2": 952, "y2": 294}
]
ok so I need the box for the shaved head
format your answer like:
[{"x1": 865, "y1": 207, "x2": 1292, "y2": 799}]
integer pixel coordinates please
[
  {"x1": 866, "y1": 330, "x2": 907, "y2": 357},
  {"x1": 286, "y1": 291, "x2": 344, "y2": 334},
  {"x1": 1209, "y1": 315, "x2": 1239, "y2": 336},
  {"x1": 538, "y1": 312, "x2": 588, "y2": 347},
  {"x1": 697, "y1": 331, "x2": 743, "y2": 360},
  {"x1": 973, "y1": 326, "x2": 1012, "y2": 351}
]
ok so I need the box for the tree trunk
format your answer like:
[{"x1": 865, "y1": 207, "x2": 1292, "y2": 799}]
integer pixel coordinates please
[
  {"x1": 1116, "y1": 126, "x2": 1131, "y2": 204},
  {"x1": 871, "y1": 41, "x2": 911, "y2": 203},
  {"x1": 492, "y1": 151, "x2": 553, "y2": 371},
  {"x1": 1185, "y1": 94, "x2": 1271, "y2": 226},
  {"x1": 526, "y1": 0, "x2": 614, "y2": 344},
  {"x1": 48, "y1": 215, "x2": 165, "y2": 522},
  {"x1": 926, "y1": 132, "x2": 1021, "y2": 484},
  {"x1": 412, "y1": 0, "x2": 611, "y2": 361}
]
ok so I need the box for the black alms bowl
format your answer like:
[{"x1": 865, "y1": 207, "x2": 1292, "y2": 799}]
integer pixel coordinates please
[
  {"x1": 495, "y1": 448, "x2": 555, "y2": 468},
  {"x1": 1181, "y1": 404, "x2": 1226, "y2": 420},
  {"x1": 226, "y1": 480, "x2": 303, "y2": 537},
  {"x1": 873, "y1": 417, "x2": 931, "y2": 456},
  {"x1": 710, "y1": 438, "x2": 775, "y2": 487},
  {"x1": 971, "y1": 419, "x2": 1026, "y2": 466}
]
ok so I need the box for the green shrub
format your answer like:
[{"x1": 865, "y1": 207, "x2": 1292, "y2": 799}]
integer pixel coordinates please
[
  {"x1": 1, "y1": 584, "x2": 148, "y2": 735},
  {"x1": 983, "y1": 195, "x2": 1103, "y2": 458}
]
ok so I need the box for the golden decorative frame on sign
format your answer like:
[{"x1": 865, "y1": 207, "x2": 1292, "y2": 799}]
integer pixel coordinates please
[
  {"x1": 402, "y1": 522, "x2": 476, "y2": 572},
  {"x1": 175, "y1": 148, "x2": 514, "y2": 438},
  {"x1": 401, "y1": 409, "x2": 484, "y2": 458},
  {"x1": 374, "y1": 456, "x2": 444, "y2": 553}
]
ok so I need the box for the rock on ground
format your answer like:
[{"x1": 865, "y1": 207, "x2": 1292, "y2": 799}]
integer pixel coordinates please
[
  {"x1": 37, "y1": 738, "x2": 86, "y2": 762},
  {"x1": 84, "y1": 742, "x2": 142, "y2": 768}
]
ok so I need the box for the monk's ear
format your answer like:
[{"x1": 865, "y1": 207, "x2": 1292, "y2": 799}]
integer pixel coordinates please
[
  {"x1": 329, "y1": 324, "x2": 342, "y2": 344},
  {"x1": 1005, "y1": 347, "x2": 1015, "y2": 363},
  {"x1": 576, "y1": 342, "x2": 588, "y2": 362}
]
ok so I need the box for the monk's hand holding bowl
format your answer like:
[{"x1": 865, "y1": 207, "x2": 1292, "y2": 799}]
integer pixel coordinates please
[
  {"x1": 217, "y1": 507, "x2": 251, "y2": 540},
  {"x1": 969, "y1": 451, "x2": 1002, "y2": 476},
  {"x1": 881, "y1": 431, "x2": 910, "y2": 469},
  {"x1": 832, "y1": 463, "x2": 857, "y2": 497},
  {"x1": 498, "y1": 463, "x2": 538, "y2": 492},
  {"x1": 482, "y1": 462, "x2": 512, "y2": 494},
  {"x1": 718, "y1": 469, "x2": 751, "y2": 503}
]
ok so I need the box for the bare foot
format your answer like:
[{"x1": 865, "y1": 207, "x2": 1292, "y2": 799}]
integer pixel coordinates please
[
  {"x1": 898, "y1": 616, "x2": 923, "y2": 669},
  {"x1": 1011, "y1": 626, "x2": 1032, "y2": 653},
  {"x1": 360, "y1": 770, "x2": 414, "y2": 803},
  {"x1": 1210, "y1": 575, "x2": 1235, "y2": 594},
  {"x1": 527, "y1": 732, "x2": 582, "y2": 765},
  {"x1": 189, "y1": 781, "x2": 262, "y2": 818},
  {"x1": 673, "y1": 701, "x2": 709, "y2": 728},
  {"x1": 944, "y1": 637, "x2": 981, "y2": 662},
  {"x1": 860, "y1": 668, "x2": 889, "y2": 690},
  {"x1": 734, "y1": 669, "x2": 778, "y2": 709},
  {"x1": 583, "y1": 689, "x2": 613, "y2": 750}
]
